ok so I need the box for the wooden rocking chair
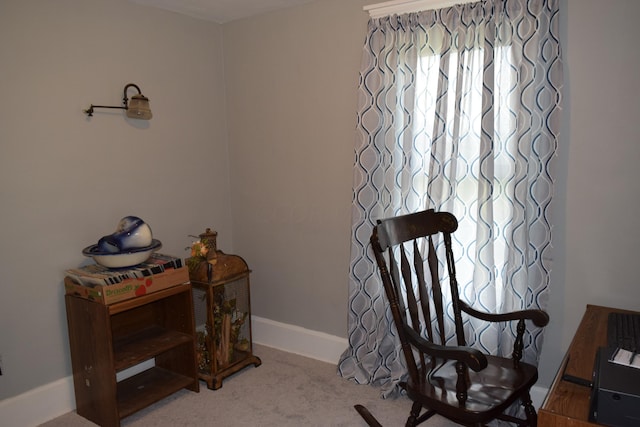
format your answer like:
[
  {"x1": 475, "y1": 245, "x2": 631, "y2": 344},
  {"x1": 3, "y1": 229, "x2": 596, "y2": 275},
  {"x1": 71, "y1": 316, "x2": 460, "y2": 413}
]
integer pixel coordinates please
[{"x1": 356, "y1": 209, "x2": 549, "y2": 427}]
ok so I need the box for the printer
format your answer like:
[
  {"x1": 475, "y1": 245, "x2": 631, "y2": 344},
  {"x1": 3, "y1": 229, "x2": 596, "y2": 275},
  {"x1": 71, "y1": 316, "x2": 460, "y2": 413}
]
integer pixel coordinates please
[{"x1": 589, "y1": 346, "x2": 640, "y2": 427}]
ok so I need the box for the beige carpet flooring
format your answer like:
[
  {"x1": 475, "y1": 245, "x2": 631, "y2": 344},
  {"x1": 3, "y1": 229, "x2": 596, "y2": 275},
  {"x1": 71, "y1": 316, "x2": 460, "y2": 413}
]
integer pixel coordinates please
[{"x1": 39, "y1": 344, "x2": 460, "y2": 426}]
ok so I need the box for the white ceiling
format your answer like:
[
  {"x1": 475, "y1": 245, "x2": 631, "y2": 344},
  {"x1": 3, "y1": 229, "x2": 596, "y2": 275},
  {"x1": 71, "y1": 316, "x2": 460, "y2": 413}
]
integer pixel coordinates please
[{"x1": 130, "y1": 0, "x2": 317, "y2": 24}]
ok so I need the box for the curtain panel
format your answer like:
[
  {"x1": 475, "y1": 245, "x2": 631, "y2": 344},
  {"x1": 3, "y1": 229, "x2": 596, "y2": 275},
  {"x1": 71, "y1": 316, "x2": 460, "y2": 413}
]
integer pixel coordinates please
[{"x1": 338, "y1": 0, "x2": 562, "y2": 398}]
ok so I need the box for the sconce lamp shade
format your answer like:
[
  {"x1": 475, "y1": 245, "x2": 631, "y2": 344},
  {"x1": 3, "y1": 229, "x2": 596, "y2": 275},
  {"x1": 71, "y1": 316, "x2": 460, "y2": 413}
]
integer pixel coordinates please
[
  {"x1": 84, "y1": 83, "x2": 152, "y2": 120},
  {"x1": 126, "y1": 94, "x2": 152, "y2": 120}
]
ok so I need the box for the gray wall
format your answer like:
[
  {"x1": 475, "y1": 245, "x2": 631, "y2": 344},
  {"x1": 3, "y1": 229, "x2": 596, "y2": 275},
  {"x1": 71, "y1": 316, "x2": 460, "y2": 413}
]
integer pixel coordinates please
[
  {"x1": 222, "y1": 0, "x2": 367, "y2": 338},
  {"x1": 538, "y1": 0, "x2": 640, "y2": 385},
  {"x1": 0, "y1": 0, "x2": 231, "y2": 400},
  {"x1": 1, "y1": 0, "x2": 639, "y2": 405}
]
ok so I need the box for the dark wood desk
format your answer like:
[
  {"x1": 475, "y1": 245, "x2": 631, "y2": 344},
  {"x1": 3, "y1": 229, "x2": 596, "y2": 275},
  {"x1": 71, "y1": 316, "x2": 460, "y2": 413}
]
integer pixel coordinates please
[{"x1": 539, "y1": 304, "x2": 637, "y2": 426}]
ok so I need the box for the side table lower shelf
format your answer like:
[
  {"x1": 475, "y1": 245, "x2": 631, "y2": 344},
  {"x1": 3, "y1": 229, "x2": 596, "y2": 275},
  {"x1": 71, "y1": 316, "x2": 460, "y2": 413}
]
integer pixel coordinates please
[{"x1": 117, "y1": 367, "x2": 195, "y2": 418}]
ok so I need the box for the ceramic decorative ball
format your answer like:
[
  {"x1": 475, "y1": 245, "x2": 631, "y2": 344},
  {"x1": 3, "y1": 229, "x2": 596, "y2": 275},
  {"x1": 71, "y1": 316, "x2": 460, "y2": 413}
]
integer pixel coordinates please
[{"x1": 96, "y1": 216, "x2": 153, "y2": 253}]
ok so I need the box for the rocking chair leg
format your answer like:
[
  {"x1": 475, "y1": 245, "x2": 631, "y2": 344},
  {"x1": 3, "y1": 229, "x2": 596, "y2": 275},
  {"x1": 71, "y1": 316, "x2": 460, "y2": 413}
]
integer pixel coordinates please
[
  {"x1": 522, "y1": 392, "x2": 537, "y2": 426},
  {"x1": 354, "y1": 404, "x2": 383, "y2": 427},
  {"x1": 405, "y1": 401, "x2": 422, "y2": 427}
]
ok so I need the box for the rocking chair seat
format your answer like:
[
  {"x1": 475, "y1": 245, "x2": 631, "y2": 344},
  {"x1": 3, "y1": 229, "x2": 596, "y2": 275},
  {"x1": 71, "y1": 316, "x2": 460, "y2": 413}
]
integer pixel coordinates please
[{"x1": 405, "y1": 355, "x2": 539, "y2": 425}]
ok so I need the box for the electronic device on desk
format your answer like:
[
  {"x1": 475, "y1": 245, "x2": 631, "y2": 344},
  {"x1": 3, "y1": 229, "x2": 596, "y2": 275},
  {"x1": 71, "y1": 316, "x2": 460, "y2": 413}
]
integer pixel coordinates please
[{"x1": 589, "y1": 312, "x2": 640, "y2": 427}]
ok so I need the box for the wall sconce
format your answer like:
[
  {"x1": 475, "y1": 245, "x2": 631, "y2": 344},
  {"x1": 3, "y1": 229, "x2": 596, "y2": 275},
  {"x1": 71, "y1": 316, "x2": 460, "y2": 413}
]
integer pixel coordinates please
[{"x1": 84, "y1": 83, "x2": 152, "y2": 120}]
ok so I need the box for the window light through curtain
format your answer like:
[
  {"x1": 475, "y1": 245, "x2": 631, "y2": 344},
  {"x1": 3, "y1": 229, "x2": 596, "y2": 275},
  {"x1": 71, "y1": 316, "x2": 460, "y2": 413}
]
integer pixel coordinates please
[{"x1": 338, "y1": 0, "x2": 563, "y2": 399}]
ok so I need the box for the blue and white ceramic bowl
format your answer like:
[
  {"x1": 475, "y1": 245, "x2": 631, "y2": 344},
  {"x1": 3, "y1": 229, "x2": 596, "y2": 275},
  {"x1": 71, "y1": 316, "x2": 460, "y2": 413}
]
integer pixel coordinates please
[
  {"x1": 83, "y1": 239, "x2": 162, "y2": 268},
  {"x1": 83, "y1": 216, "x2": 160, "y2": 268}
]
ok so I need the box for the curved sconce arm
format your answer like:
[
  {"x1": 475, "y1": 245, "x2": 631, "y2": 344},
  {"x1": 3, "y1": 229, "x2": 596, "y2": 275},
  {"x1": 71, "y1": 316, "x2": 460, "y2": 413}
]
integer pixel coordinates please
[{"x1": 84, "y1": 83, "x2": 152, "y2": 120}]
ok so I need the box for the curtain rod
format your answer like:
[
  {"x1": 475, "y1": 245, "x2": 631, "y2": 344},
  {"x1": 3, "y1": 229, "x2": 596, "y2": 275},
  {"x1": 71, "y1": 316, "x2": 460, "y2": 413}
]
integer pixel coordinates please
[{"x1": 364, "y1": 0, "x2": 478, "y2": 18}]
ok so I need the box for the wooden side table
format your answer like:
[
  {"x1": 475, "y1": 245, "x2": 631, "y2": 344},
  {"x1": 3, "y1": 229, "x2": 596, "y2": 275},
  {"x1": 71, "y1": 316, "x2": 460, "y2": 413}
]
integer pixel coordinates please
[
  {"x1": 65, "y1": 283, "x2": 199, "y2": 426},
  {"x1": 539, "y1": 304, "x2": 639, "y2": 426}
]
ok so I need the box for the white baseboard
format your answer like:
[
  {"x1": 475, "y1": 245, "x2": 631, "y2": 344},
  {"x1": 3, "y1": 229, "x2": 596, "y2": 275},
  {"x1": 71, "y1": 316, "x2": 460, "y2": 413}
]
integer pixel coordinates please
[
  {"x1": 0, "y1": 316, "x2": 547, "y2": 426},
  {"x1": 531, "y1": 385, "x2": 548, "y2": 410},
  {"x1": 251, "y1": 315, "x2": 349, "y2": 364},
  {"x1": 0, "y1": 376, "x2": 75, "y2": 427}
]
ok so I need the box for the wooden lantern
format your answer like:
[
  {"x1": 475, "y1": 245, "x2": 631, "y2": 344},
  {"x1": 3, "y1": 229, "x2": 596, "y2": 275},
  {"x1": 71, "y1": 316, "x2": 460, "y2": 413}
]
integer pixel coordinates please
[{"x1": 188, "y1": 228, "x2": 261, "y2": 389}]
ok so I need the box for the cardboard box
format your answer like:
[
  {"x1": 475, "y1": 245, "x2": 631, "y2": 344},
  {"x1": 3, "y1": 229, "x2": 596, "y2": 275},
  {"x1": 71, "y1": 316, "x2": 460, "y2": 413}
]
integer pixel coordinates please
[{"x1": 64, "y1": 266, "x2": 189, "y2": 305}]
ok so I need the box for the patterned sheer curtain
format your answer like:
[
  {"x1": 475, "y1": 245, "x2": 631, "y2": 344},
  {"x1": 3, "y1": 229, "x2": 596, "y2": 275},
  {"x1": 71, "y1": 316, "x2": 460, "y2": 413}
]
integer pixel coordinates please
[{"x1": 338, "y1": 0, "x2": 562, "y2": 397}]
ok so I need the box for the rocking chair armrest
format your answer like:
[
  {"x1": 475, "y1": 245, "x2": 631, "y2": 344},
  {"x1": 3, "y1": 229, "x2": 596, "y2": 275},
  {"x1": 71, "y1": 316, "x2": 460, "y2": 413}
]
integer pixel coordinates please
[
  {"x1": 404, "y1": 326, "x2": 488, "y2": 371},
  {"x1": 460, "y1": 301, "x2": 550, "y2": 327}
]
